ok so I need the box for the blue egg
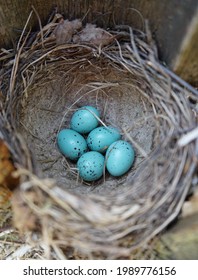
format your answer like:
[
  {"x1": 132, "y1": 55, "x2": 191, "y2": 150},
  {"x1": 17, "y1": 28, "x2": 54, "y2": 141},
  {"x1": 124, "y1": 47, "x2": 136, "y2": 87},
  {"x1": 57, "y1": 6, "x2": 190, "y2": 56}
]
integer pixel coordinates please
[
  {"x1": 77, "y1": 151, "x2": 105, "y2": 181},
  {"x1": 57, "y1": 129, "x2": 87, "y2": 160},
  {"x1": 105, "y1": 140, "x2": 135, "y2": 176},
  {"x1": 87, "y1": 126, "x2": 121, "y2": 153},
  {"x1": 70, "y1": 106, "x2": 100, "y2": 134}
]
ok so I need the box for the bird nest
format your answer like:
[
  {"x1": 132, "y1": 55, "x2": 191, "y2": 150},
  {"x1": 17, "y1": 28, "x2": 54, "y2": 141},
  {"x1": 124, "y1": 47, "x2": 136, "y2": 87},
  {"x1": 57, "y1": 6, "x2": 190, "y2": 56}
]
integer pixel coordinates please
[{"x1": 0, "y1": 13, "x2": 198, "y2": 259}]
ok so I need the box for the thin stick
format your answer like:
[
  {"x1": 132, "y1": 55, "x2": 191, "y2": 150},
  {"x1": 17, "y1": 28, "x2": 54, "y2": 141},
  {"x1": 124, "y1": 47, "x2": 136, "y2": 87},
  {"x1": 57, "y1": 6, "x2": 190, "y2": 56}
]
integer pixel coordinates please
[
  {"x1": 178, "y1": 126, "x2": 198, "y2": 147},
  {"x1": 123, "y1": 128, "x2": 148, "y2": 158},
  {"x1": 32, "y1": 5, "x2": 44, "y2": 48},
  {"x1": 9, "y1": 29, "x2": 31, "y2": 97},
  {"x1": 145, "y1": 59, "x2": 198, "y2": 97},
  {"x1": 16, "y1": 10, "x2": 33, "y2": 51}
]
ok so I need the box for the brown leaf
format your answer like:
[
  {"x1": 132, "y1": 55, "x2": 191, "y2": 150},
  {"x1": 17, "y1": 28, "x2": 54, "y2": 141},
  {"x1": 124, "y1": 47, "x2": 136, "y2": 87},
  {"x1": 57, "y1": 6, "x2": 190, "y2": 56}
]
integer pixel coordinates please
[
  {"x1": 53, "y1": 19, "x2": 82, "y2": 45},
  {"x1": 11, "y1": 189, "x2": 38, "y2": 232},
  {"x1": 0, "y1": 139, "x2": 19, "y2": 191},
  {"x1": 0, "y1": 185, "x2": 12, "y2": 209},
  {"x1": 73, "y1": 24, "x2": 115, "y2": 47}
]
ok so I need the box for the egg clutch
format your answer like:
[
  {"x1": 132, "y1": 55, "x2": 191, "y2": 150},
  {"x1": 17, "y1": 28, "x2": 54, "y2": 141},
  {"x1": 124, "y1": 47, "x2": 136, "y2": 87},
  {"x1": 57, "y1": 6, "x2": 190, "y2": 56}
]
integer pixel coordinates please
[{"x1": 57, "y1": 106, "x2": 135, "y2": 182}]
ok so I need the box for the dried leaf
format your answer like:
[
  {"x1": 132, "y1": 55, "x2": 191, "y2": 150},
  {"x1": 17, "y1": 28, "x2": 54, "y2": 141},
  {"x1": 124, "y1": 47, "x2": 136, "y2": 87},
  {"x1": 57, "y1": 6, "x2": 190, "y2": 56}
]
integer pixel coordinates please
[
  {"x1": 73, "y1": 24, "x2": 115, "y2": 46},
  {"x1": 0, "y1": 185, "x2": 12, "y2": 207},
  {"x1": 0, "y1": 139, "x2": 19, "y2": 191},
  {"x1": 53, "y1": 19, "x2": 82, "y2": 45},
  {"x1": 11, "y1": 189, "x2": 38, "y2": 232}
]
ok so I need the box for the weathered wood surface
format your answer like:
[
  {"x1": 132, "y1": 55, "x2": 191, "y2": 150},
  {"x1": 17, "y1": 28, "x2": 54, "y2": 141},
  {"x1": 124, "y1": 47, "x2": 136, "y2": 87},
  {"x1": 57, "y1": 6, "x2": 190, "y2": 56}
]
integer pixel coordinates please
[
  {"x1": 0, "y1": 0, "x2": 197, "y2": 85},
  {"x1": 153, "y1": 189, "x2": 198, "y2": 260},
  {"x1": 156, "y1": 213, "x2": 198, "y2": 259},
  {"x1": 173, "y1": 8, "x2": 198, "y2": 87}
]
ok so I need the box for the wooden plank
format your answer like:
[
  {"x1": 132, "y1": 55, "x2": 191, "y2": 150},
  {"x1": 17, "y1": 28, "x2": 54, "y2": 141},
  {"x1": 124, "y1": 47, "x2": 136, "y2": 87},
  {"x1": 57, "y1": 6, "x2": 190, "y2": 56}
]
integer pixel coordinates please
[
  {"x1": 154, "y1": 188, "x2": 198, "y2": 259},
  {"x1": 173, "y1": 8, "x2": 198, "y2": 87},
  {"x1": 155, "y1": 213, "x2": 198, "y2": 259}
]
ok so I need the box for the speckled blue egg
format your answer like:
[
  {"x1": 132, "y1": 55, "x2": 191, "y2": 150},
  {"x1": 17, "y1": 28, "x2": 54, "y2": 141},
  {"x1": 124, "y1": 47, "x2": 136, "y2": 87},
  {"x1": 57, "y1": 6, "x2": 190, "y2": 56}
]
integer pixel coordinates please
[
  {"x1": 57, "y1": 129, "x2": 87, "y2": 160},
  {"x1": 105, "y1": 140, "x2": 135, "y2": 176},
  {"x1": 87, "y1": 126, "x2": 121, "y2": 153},
  {"x1": 70, "y1": 106, "x2": 100, "y2": 134},
  {"x1": 77, "y1": 151, "x2": 105, "y2": 181}
]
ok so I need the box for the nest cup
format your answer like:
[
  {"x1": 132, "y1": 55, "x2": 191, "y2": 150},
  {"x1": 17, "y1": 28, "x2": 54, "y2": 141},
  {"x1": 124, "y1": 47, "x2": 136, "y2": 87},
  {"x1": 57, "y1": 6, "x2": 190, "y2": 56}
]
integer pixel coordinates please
[{"x1": 0, "y1": 12, "x2": 198, "y2": 259}]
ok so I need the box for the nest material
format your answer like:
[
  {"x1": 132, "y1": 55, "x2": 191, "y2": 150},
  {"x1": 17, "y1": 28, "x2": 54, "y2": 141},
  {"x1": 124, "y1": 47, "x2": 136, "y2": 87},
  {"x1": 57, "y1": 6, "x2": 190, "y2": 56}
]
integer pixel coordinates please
[{"x1": 0, "y1": 13, "x2": 198, "y2": 259}]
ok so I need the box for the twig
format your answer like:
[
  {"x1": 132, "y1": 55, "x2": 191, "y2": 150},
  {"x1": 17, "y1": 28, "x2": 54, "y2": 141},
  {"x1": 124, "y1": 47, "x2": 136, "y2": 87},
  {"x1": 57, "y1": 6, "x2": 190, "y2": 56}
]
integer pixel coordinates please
[
  {"x1": 32, "y1": 5, "x2": 44, "y2": 48},
  {"x1": 123, "y1": 128, "x2": 148, "y2": 158},
  {"x1": 178, "y1": 126, "x2": 198, "y2": 147}
]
